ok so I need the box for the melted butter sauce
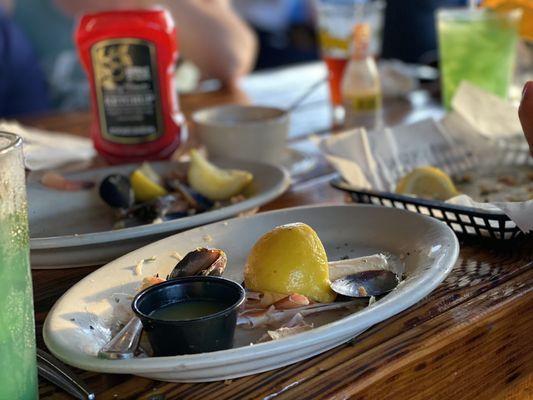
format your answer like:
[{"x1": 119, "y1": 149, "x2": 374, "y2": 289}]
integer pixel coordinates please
[{"x1": 149, "y1": 300, "x2": 230, "y2": 321}]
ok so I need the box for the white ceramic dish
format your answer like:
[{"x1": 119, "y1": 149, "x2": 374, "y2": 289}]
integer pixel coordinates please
[
  {"x1": 28, "y1": 159, "x2": 290, "y2": 268},
  {"x1": 193, "y1": 105, "x2": 289, "y2": 165},
  {"x1": 43, "y1": 204, "x2": 459, "y2": 382}
]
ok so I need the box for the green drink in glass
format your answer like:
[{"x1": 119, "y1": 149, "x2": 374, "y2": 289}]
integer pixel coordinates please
[
  {"x1": 0, "y1": 132, "x2": 38, "y2": 399},
  {"x1": 437, "y1": 8, "x2": 521, "y2": 109}
]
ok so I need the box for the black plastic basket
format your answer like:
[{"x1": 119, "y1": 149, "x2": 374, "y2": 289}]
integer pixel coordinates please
[{"x1": 331, "y1": 178, "x2": 526, "y2": 240}]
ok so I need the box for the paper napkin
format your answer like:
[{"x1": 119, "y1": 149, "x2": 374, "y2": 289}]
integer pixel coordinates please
[
  {"x1": 450, "y1": 82, "x2": 523, "y2": 139},
  {"x1": 0, "y1": 121, "x2": 95, "y2": 170}
]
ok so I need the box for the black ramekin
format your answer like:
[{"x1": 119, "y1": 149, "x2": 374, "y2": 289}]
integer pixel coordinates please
[{"x1": 132, "y1": 276, "x2": 245, "y2": 357}]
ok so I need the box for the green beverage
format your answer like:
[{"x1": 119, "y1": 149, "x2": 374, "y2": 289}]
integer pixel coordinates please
[
  {"x1": 437, "y1": 8, "x2": 521, "y2": 109},
  {"x1": 0, "y1": 133, "x2": 38, "y2": 399}
]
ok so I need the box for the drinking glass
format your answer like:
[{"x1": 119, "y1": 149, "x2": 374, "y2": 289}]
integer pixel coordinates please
[
  {"x1": 0, "y1": 132, "x2": 38, "y2": 399},
  {"x1": 314, "y1": 0, "x2": 384, "y2": 122},
  {"x1": 437, "y1": 8, "x2": 521, "y2": 109}
]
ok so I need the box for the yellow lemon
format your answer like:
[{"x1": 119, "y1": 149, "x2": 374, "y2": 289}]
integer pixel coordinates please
[
  {"x1": 396, "y1": 166, "x2": 460, "y2": 201},
  {"x1": 187, "y1": 149, "x2": 253, "y2": 201},
  {"x1": 130, "y1": 163, "x2": 167, "y2": 202},
  {"x1": 244, "y1": 223, "x2": 336, "y2": 303}
]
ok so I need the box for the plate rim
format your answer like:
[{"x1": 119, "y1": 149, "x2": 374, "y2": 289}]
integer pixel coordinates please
[{"x1": 43, "y1": 204, "x2": 459, "y2": 376}]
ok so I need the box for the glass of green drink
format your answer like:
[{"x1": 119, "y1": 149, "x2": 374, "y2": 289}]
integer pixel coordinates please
[
  {"x1": 437, "y1": 8, "x2": 521, "y2": 109},
  {"x1": 0, "y1": 132, "x2": 38, "y2": 399}
]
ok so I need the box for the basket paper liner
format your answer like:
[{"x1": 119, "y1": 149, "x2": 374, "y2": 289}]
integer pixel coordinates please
[{"x1": 316, "y1": 115, "x2": 533, "y2": 233}]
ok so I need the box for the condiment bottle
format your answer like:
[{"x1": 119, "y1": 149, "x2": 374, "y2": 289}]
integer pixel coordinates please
[
  {"x1": 341, "y1": 23, "x2": 383, "y2": 131},
  {"x1": 75, "y1": 9, "x2": 182, "y2": 164}
]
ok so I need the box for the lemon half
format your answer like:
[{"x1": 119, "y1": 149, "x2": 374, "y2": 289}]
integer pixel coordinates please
[
  {"x1": 244, "y1": 223, "x2": 336, "y2": 303},
  {"x1": 396, "y1": 166, "x2": 459, "y2": 201}
]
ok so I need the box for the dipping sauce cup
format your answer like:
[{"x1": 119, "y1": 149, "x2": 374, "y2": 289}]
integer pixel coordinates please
[{"x1": 132, "y1": 276, "x2": 245, "y2": 356}]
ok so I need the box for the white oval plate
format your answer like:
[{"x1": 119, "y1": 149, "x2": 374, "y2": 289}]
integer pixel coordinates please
[
  {"x1": 28, "y1": 159, "x2": 290, "y2": 268},
  {"x1": 44, "y1": 205, "x2": 459, "y2": 382}
]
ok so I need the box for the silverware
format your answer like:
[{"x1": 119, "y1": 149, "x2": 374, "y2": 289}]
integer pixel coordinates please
[
  {"x1": 98, "y1": 316, "x2": 143, "y2": 359},
  {"x1": 285, "y1": 76, "x2": 328, "y2": 113},
  {"x1": 243, "y1": 75, "x2": 328, "y2": 122},
  {"x1": 37, "y1": 349, "x2": 95, "y2": 400},
  {"x1": 330, "y1": 270, "x2": 400, "y2": 298}
]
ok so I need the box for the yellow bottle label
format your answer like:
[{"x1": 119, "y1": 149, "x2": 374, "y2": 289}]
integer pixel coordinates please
[{"x1": 347, "y1": 94, "x2": 381, "y2": 112}]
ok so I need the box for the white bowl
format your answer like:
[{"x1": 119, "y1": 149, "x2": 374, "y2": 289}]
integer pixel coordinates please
[{"x1": 193, "y1": 105, "x2": 289, "y2": 164}]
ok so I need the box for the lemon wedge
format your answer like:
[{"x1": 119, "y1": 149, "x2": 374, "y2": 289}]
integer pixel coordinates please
[
  {"x1": 396, "y1": 166, "x2": 459, "y2": 201},
  {"x1": 130, "y1": 163, "x2": 167, "y2": 202},
  {"x1": 187, "y1": 150, "x2": 253, "y2": 201},
  {"x1": 244, "y1": 223, "x2": 336, "y2": 303}
]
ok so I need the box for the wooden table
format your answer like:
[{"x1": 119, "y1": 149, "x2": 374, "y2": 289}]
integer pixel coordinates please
[{"x1": 25, "y1": 63, "x2": 532, "y2": 400}]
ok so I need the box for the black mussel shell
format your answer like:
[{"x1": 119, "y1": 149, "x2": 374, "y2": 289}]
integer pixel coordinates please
[
  {"x1": 118, "y1": 194, "x2": 190, "y2": 224},
  {"x1": 168, "y1": 248, "x2": 227, "y2": 279},
  {"x1": 189, "y1": 190, "x2": 213, "y2": 212},
  {"x1": 160, "y1": 195, "x2": 191, "y2": 220},
  {"x1": 330, "y1": 270, "x2": 399, "y2": 298},
  {"x1": 152, "y1": 194, "x2": 190, "y2": 221},
  {"x1": 171, "y1": 181, "x2": 213, "y2": 212},
  {"x1": 100, "y1": 174, "x2": 135, "y2": 209},
  {"x1": 125, "y1": 202, "x2": 160, "y2": 223},
  {"x1": 162, "y1": 211, "x2": 190, "y2": 221}
]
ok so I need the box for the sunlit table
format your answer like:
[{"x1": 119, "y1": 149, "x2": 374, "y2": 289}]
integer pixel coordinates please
[{"x1": 24, "y1": 63, "x2": 532, "y2": 400}]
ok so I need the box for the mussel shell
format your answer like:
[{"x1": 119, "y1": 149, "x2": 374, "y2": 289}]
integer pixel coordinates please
[
  {"x1": 99, "y1": 174, "x2": 135, "y2": 209},
  {"x1": 119, "y1": 194, "x2": 189, "y2": 223},
  {"x1": 162, "y1": 211, "x2": 190, "y2": 221},
  {"x1": 330, "y1": 270, "x2": 399, "y2": 298},
  {"x1": 159, "y1": 196, "x2": 190, "y2": 220},
  {"x1": 170, "y1": 181, "x2": 213, "y2": 212},
  {"x1": 168, "y1": 248, "x2": 227, "y2": 279}
]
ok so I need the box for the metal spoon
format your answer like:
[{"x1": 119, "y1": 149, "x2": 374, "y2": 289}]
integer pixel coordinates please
[
  {"x1": 242, "y1": 75, "x2": 327, "y2": 123},
  {"x1": 330, "y1": 270, "x2": 400, "y2": 298},
  {"x1": 285, "y1": 75, "x2": 328, "y2": 114}
]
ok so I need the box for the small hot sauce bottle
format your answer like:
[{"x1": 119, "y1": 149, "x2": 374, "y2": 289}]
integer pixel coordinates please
[
  {"x1": 341, "y1": 23, "x2": 383, "y2": 131},
  {"x1": 75, "y1": 8, "x2": 183, "y2": 164}
]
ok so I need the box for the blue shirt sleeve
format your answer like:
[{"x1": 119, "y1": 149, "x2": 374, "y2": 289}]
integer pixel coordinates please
[{"x1": 0, "y1": 8, "x2": 50, "y2": 117}]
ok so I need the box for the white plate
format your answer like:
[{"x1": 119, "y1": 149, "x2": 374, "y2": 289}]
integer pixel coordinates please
[
  {"x1": 29, "y1": 159, "x2": 290, "y2": 268},
  {"x1": 43, "y1": 205, "x2": 459, "y2": 382}
]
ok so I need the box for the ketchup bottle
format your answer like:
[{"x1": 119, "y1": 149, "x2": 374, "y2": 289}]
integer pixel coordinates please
[{"x1": 75, "y1": 9, "x2": 182, "y2": 164}]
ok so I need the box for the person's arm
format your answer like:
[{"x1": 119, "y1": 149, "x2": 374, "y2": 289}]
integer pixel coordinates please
[
  {"x1": 0, "y1": 8, "x2": 50, "y2": 116},
  {"x1": 53, "y1": 0, "x2": 257, "y2": 85},
  {"x1": 518, "y1": 81, "x2": 533, "y2": 155}
]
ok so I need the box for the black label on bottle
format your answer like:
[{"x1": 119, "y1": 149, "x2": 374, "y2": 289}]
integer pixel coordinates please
[{"x1": 91, "y1": 39, "x2": 163, "y2": 144}]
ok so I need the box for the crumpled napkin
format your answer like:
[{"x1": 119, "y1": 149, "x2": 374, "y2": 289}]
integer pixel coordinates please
[
  {"x1": 0, "y1": 121, "x2": 95, "y2": 170},
  {"x1": 447, "y1": 195, "x2": 533, "y2": 233},
  {"x1": 450, "y1": 81, "x2": 523, "y2": 139},
  {"x1": 315, "y1": 85, "x2": 533, "y2": 233}
]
